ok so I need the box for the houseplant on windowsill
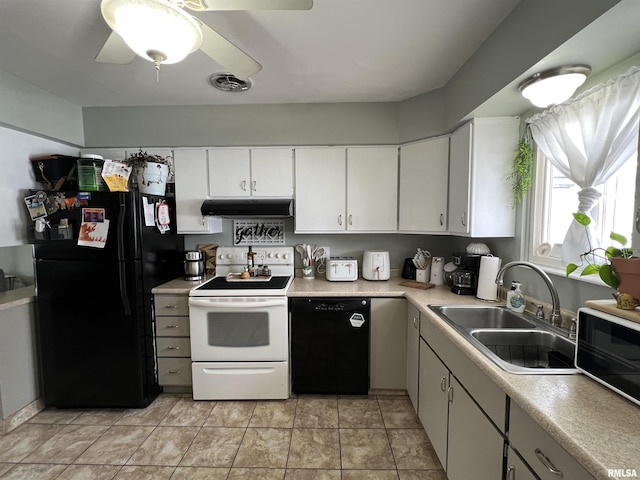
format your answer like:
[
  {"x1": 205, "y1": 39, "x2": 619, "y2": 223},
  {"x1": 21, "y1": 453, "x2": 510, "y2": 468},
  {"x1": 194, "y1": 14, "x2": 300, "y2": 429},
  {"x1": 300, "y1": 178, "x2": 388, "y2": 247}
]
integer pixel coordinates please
[
  {"x1": 566, "y1": 212, "x2": 640, "y2": 308},
  {"x1": 124, "y1": 149, "x2": 172, "y2": 195}
]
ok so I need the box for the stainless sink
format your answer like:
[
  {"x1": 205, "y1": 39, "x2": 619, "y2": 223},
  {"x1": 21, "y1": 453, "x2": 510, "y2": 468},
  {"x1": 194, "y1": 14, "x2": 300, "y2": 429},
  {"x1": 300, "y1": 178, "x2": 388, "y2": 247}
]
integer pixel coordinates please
[
  {"x1": 429, "y1": 305, "x2": 577, "y2": 375},
  {"x1": 470, "y1": 329, "x2": 576, "y2": 372},
  {"x1": 436, "y1": 305, "x2": 536, "y2": 329}
]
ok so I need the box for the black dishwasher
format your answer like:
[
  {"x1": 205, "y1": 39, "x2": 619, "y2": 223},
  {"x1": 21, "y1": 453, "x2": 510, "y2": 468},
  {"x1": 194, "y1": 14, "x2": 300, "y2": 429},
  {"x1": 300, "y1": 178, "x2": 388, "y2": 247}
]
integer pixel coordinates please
[{"x1": 290, "y1": 297, "x2": 370, "y2": 395}]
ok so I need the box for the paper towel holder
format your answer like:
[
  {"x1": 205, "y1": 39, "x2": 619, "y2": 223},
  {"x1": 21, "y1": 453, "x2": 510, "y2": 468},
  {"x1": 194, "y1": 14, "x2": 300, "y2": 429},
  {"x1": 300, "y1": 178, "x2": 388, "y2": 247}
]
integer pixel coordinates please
[{"x1": 476, "y1": 255, "x2": 502, "y2": 302}]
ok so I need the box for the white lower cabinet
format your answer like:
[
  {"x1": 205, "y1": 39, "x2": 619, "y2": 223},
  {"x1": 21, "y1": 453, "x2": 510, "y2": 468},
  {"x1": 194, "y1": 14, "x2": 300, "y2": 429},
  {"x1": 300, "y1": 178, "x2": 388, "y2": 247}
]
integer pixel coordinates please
[
  {"x1": 509, "y1": 402, "x2": 596, "y2": 480},
  {"x1": 418, "y1": 339, "x2": 504, "y2": 479},
  {"x1": 370, "y1": 298, "x2": 407, "y2": 390},
  {"x1": 418, "y1": 339, "x2": 450, "y2": 468},
  {"x1": 418, "y1": 313, "x2": 506, "y2": 479},
  {"x1": 154, "y1": 294, "x2": 192, "y2": 388},
  {"x1": 414, "y1": 304, "x2": 598, "y2": 480},
  {"x1": 506, "y1": 447, "x2": 538, "y2": 480},
  {"x1": 406, "y1": 303, "x2": 420, "y2": 411},
  {"x1": 446, "y1": 375, "x2": 504, "y2": 480}
]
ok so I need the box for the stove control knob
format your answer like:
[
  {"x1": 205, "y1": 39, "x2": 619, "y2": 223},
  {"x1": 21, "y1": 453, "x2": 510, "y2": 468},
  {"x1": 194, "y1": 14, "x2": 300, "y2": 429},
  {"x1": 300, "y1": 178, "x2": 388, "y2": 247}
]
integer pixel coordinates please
[
  {"x1": 268, "y1": 253, "x2": 274, "y2": 258},
  {"x1": 283, "y1": 253, "x2": 289, "y2": 260},
  {"x1": 218, "y1": 254, "x2": 224, "y2": 260},
  {"x1": 227, "y1": 254, "x2": 233, "y2": 259},
  {"x1": 275, "y1": 253, "x2": 281, "y2": 259}
]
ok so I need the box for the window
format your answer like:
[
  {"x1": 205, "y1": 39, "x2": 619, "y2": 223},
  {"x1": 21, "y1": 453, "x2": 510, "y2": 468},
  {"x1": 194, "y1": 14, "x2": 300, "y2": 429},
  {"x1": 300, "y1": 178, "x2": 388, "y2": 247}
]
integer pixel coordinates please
[{"x1": 529, "y1": 149, "x2": 637, "y2": 275}]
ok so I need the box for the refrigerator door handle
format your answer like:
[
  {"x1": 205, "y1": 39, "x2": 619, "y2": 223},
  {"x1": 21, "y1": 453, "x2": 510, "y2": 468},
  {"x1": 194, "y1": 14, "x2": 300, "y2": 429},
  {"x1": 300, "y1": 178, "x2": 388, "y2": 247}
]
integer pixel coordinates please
[
  {"x1": 119, "y1": 262, "x2": 131, "y2": 315},
  {"x1": 118, "y1": 194, "x2": 132, "y2": 315},
  {"x1": 117, "y1": 193, "x2": 126, "y2": 261}
]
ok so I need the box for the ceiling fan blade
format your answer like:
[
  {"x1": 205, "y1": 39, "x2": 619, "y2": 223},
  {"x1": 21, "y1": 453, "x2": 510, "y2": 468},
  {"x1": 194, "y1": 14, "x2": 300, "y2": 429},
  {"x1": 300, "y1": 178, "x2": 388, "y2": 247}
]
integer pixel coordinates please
[
  {"x1": 95, "y1": 31, "x2": 136, "y2": 64},
  {"x1": 199, "y1": 22, "x2": 262, "y2": 79},
  {"x1": 182, "y1": 0, "x2": 312, "y2": 11}
]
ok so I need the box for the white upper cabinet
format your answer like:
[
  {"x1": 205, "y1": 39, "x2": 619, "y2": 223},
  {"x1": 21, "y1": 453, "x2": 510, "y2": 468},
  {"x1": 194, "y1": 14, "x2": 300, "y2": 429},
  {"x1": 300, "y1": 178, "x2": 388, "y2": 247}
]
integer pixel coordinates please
[
  {"x1": 346, "y1": 146, "x2": 398, "y2": 232},
  {"x1": 173, "y1": 149, "x2": 222, "y2": 234},
  {"x1": 208, "y1": 147, "x2": 293, "y2": 198},
  {"x1": 294, "y1": 146, "x2": 398, "y2": 233},
  {"x1": 398, "y1": 137, "x2": 449, "y2": 233},
  {"x1": 295, "y1": 147, "x2": 347, "y2": 232},
  {"x1": 448, "y1": 117, "x2": 519, "y2": 237},
  {"x1": 251, "y1": 148, "x2": 294, "y2": 197}
]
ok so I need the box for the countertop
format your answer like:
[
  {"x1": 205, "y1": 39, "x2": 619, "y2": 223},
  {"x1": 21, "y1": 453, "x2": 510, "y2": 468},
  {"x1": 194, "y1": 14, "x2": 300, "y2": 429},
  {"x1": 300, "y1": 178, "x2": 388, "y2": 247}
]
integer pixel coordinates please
[
  {"x1": 0, "y1": 286, "x2": 35, "y2": 312},
  {"x1": 152, "y1": 275, "x2": 640, "y2": 479}
]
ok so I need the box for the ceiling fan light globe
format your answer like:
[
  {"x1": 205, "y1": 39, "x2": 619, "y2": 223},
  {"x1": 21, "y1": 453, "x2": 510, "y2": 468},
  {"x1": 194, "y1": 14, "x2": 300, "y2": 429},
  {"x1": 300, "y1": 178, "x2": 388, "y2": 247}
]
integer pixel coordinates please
[
  {"x1": 102, "y1": 0, "x2": 203, "y2": 65},
  {"x1": 519, "y1": 66, "x2": 590, "y2": 108}
]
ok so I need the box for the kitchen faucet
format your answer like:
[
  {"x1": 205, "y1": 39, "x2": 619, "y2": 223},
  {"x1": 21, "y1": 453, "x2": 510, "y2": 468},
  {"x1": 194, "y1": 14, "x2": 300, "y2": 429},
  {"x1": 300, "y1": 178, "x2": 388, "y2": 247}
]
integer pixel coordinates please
[{"x1": 495, "y1": 261, "x2": 562, "y2": 327}]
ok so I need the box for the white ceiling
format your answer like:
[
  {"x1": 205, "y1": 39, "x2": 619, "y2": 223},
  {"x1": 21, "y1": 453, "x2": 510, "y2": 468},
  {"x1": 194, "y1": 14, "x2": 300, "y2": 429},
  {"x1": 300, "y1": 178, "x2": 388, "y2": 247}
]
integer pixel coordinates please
[
  {"x1": 0, "y1": 0, "x2": 522, "y2": 107},
  {"x1": 1, "y1": 1, "x2": 639, "y2": 112}
]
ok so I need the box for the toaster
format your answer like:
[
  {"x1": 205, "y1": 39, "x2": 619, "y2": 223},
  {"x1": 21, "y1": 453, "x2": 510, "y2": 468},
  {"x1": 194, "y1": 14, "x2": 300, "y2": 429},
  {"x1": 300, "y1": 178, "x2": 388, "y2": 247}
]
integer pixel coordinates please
[{"x1": 326, "y1": 257, "x2": 358, "y2": 281}]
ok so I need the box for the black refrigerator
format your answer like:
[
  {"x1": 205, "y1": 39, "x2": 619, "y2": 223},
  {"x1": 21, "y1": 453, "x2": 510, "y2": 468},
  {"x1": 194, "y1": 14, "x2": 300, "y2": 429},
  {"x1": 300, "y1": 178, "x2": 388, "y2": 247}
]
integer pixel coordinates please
[{"x1": 32, "y1": 191, "x2": 183, "y2": 408}]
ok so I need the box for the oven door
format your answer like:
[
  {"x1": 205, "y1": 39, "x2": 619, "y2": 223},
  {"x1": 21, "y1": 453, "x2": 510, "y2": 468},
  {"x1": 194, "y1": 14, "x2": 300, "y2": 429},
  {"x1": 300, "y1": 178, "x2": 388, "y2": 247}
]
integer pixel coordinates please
[{"x1": 188, "y1": 296, "x2": 288, "y2": 362}]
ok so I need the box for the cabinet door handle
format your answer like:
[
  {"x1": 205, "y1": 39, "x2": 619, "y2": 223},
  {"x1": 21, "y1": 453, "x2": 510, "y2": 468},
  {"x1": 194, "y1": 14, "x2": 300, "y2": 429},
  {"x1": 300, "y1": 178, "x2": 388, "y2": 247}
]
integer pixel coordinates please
[
  {"x1": 461, "y1": 212, "x2": 467, "y2": 227},
  {"x1": 201, "y1": 216, "x2": 206, "y2": 226},
  {"x1": 440, "y1": 213, "x2": 444, "y2": 226},
  {"x1": 535, "y1": 449, "x2": 563, "y2": 477},
  {"x1": 241, "y1": 180, "x2": 247, "y2": 191},
  {"x1": 413, "y1": 317, "x2": 418, "y2": 329},
  {"x1": 167, "y1": 346, "x2": 180, "y2": 350},
  {"x1": 165, "y1": 324, "x2": 180, "y2": 329},
  {"x1": 338, "y1": 214, "x2": 343, "y2": 225},
  {"x1": 440, "y1": 376, "x2": 447, "y2": 392},
  {"x1": 252, "y1": 180, "x2": 257, "y2": 191},
  {"x1": 163, "y1": 304, "x2": 178, "y2": 309},
  {"x1": 506, "y1": 465, "x2": 515, "y2": 480},
  {"x1": 447, "y1": 385, "x2": 454, "y2": 402},
  {"x1": 348, "y1": 214, "x2": 353, "y2": 225},
  {"x1": 168, "y1": 369, "x2": 182, "y2": 374}
]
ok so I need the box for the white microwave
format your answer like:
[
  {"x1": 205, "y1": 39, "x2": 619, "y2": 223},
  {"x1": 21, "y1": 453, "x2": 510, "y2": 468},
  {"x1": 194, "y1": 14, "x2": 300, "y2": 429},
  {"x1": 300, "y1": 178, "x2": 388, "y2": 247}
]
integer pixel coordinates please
[{"x1": 576, "y1": 307, "x2": 640, "y2": 407}]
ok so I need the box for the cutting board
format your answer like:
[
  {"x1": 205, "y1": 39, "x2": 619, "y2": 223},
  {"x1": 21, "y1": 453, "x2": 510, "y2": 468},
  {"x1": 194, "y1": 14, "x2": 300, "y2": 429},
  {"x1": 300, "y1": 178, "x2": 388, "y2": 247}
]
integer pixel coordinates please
[
  {"x1": 585, "y1": 299, "x2": 640, "y2": 325},
  {"x1": 400, "y1": 280, "x2": 435, "y2": 290}
]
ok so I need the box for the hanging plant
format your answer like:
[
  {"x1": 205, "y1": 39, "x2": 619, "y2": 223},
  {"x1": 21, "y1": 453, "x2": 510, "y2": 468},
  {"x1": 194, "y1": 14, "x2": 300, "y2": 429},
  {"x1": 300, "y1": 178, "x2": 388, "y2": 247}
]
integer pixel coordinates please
[{"x1": 507, "y1": 129, "x2": 534, "y2": 208}]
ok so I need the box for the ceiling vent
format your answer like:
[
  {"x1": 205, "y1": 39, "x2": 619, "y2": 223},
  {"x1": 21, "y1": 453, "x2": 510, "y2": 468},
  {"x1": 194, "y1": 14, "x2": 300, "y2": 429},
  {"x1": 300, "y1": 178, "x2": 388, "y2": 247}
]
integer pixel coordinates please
[{"x1": 209, "y1": 73, "x2": 251, "y2": 92}]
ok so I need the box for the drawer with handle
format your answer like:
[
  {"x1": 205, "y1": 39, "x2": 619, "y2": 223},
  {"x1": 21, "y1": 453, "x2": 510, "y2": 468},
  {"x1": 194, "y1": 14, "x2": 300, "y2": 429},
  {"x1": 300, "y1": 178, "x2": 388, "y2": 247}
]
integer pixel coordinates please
[
  {"x1": 509, "y1": 402, "x2": 594, "y2": 480},
  {"x1": 156, "y1": 337, "x2": 191, "y2": 357},
  {"x1": 157, "y1": 357, "x2": 192, "y2": 386},
  {"x1": 156, "y1": 316, "x2": 190, "y2": 337},
  {"x1": 154, "y1": 295, "x2": 189, "y2": 316}
]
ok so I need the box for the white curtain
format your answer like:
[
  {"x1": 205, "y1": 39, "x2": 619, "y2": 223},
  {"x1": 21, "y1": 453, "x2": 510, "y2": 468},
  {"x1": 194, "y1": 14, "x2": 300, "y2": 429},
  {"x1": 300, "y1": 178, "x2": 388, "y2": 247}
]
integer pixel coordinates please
[{"x1": 527, "y1": 65, "x2": 640, "y2": 265}]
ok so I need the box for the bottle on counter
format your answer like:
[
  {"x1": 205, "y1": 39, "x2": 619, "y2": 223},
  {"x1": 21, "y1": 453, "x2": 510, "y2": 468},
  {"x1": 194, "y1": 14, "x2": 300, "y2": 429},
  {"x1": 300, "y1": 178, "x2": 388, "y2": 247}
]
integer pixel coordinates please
[
  {"x1": 508, "y1": 281, "x2": 525, "y2": 313},
  {"x1": 505, "y1": 281, "x2": 519, "y2": 309},
  {"x1": 247, "y1": 246, "x2": 254, "y2": 276}
]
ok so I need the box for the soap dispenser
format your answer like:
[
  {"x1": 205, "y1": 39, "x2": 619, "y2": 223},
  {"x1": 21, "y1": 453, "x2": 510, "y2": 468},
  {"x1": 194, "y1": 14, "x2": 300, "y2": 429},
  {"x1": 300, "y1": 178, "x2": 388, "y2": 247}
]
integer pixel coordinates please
[{"x1": 508, "y1": 282, "x2": 525, "y2": 313}]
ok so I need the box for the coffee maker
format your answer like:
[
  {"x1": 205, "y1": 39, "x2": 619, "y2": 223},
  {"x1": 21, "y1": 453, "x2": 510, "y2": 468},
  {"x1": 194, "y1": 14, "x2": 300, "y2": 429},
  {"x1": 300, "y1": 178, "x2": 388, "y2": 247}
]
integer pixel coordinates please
[{"x1": 451, "y1": 253, "x2": 483, "y2": 295}]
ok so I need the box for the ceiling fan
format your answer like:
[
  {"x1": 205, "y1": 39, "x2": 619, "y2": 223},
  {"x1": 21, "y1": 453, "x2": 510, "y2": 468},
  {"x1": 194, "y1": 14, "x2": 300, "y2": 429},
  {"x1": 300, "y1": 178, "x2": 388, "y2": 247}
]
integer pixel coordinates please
[{"x1": 96, "y1": 0, "x2": 313, "y2": 80}]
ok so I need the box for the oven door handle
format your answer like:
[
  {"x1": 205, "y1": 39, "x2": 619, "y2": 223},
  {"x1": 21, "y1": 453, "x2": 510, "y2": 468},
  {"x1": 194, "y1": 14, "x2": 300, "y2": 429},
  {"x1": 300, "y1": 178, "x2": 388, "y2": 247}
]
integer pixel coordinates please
[{"x1": 189, "y1": 298, "x2": 287, "y2": 309}]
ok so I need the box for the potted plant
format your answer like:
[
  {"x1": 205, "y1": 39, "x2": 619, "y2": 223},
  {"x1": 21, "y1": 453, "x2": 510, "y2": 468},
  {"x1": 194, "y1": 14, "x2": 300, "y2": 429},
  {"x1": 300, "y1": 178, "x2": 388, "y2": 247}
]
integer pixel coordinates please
[
  {"x1": 124, "y1": 149, "x2": 172, "y2": 195},
  {"x1": 507, "y1": 132, "x2": 534, "y2": 208},
  {"x1": 566, "y1": 212, "x2": 640, "y2": 305}
]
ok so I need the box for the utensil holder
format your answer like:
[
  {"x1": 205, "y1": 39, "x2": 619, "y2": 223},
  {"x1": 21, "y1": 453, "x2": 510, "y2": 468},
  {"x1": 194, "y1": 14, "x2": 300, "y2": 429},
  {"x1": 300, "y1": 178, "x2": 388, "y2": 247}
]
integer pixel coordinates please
[
  {"x1": 416, "y1": 268, "x2": 429, "y2": 283},
  {"x1": 302, "y1": 265, "x2": 316, "y2": 280}
]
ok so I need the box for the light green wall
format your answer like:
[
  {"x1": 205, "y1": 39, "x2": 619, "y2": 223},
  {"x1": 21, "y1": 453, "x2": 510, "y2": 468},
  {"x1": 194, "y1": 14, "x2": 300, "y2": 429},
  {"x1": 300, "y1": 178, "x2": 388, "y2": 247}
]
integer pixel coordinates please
[
  {"x1": 0, "y1": 70, "x2": 84, "y2": 146},
  {"x1": 82, "y1": 103, "x2": 399, "y2": 148},
  {"x1": 82, "y1": 0, "x2": 620, "y2": 147}
]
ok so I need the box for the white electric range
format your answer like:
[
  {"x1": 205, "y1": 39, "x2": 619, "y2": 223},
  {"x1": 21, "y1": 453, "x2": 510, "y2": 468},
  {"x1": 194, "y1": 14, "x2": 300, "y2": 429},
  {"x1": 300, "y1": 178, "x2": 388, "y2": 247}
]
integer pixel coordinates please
[{"x1": 188, "y1": 246, "x2": 293, "y2": 400}]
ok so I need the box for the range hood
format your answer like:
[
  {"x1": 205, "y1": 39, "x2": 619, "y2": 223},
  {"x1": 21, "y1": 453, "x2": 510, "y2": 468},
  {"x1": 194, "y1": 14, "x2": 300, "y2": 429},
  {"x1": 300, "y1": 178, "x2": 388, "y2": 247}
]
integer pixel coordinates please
[{"x1": 201, "y1": 199, "x2": 293, "y2": 218}]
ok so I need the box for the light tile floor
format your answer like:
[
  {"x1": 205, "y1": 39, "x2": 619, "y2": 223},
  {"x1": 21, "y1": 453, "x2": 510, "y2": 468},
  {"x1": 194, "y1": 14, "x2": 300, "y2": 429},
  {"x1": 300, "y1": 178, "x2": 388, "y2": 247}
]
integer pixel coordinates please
[{"x1": 0, "y1": 394, "x2": 447, "y2": 480}]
